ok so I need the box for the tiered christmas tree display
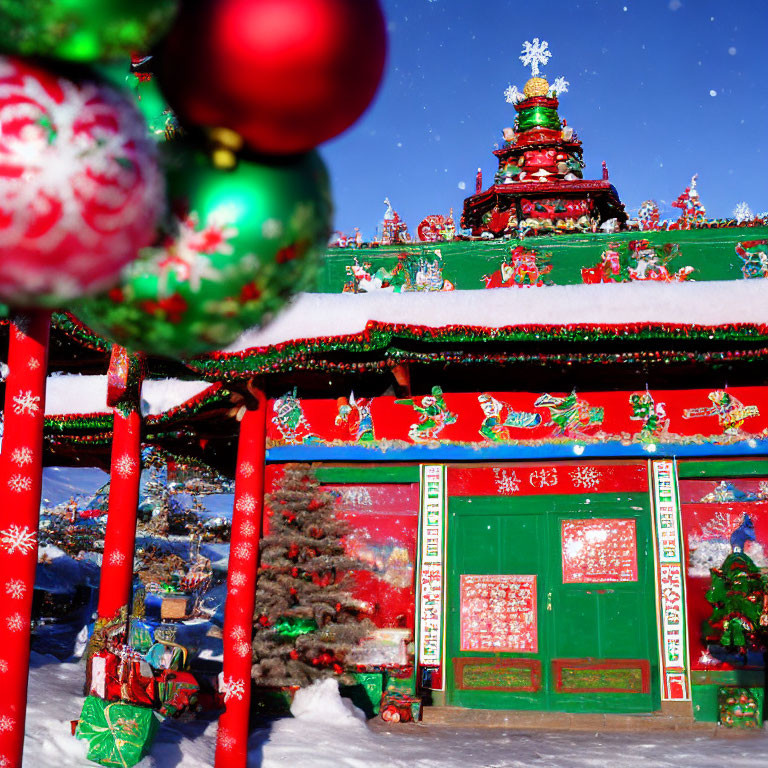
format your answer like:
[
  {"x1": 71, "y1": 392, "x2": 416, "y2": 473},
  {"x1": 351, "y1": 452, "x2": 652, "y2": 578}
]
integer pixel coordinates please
[
  {"x1": 461, "y1": 38, "x2": 626, "y2": 236},
  {"x1": 702, "y1": 549, "x2": 767, "y2": 654},
  {"x1": 251, "y1": 464, "x2": 371, "y2": 687}
]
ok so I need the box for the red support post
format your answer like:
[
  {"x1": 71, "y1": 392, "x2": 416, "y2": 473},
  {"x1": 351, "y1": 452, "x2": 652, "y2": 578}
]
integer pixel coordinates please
[
  {"x1": 97, "y1": 347, "x2": 144, "y2": 623},
  {"x1": 215, "y1": 390, "x2": 267, "y2": 767},
  {"x1": 0, "y1": 311, "x2": 51, "y2": 768}
]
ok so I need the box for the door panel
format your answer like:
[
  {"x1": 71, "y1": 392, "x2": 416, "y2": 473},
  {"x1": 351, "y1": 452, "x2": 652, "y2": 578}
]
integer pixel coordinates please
[{"x1": 447, "y1": 488, "x2": 660, "y2": 713}]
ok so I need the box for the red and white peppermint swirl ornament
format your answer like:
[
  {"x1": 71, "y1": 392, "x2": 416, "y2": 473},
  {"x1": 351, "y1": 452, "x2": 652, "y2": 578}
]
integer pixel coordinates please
[{"x1": 0, "y1": 56, "x2": 164, "y2": 306}]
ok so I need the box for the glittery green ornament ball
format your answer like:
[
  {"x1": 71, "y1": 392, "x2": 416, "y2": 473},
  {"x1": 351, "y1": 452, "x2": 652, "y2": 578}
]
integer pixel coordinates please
[
  {"x1": 72, "y1": 142, "x2": 333, "y2": 360},
  {"x1": 0, "y1": 0, "x2": 179, "y2": 62}
]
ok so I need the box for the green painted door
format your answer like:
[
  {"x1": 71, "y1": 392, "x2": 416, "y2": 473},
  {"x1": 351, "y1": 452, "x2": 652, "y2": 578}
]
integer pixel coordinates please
[{"x1": 446, "y1": 492, "x2": 660, "y2": 713}]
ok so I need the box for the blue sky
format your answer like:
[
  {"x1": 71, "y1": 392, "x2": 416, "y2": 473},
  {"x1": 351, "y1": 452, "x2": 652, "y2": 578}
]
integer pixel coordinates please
[{"x1": 320, "y1": 0, "x2": 767, "y2": 239}]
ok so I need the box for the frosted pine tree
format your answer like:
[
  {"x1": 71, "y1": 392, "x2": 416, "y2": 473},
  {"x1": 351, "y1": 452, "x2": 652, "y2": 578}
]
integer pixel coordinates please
[{"x1": 251, "y1": 464, "x2": 371, "y2": 687}]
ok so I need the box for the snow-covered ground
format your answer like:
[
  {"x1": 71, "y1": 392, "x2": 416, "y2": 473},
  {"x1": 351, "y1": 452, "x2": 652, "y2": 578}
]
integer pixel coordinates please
[{"x1": 23, "y1": 658, "x2": 768, "y2": 768}]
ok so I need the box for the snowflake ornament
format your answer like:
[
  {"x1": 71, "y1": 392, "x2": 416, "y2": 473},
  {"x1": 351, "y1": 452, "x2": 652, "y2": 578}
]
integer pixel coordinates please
[
  {"x1": 6, "y1": 613, "x2": 26, "y2": 633},
  {"x1": 7, "y1": 474, "x2": 32, "y2": 493},
  {"x1": 114, "y1": 454, "x2": 138, "y2": 479},
  {"x1": 570, "y1": 466, "x2": 603, "y2": 490},
  {"x1": 504, "y1": 84, "x2": 524, "y2": 104},
  {"x1": 519, "y1": 38, "x2": 552, "y2": 77},
  {"x1": 550, "y1": 76, "x2": 570, "y2": 96},
  {"x1": 222, "y1": 676, "x2": 246, "y2": 702},
  {"x1": 12, "y1": 390, "x2": 41, "y2": 416},
  {"x1": 5, "y1": 579, "x2": 26, "y2": 599},
  {"x1": 10, "y1": 447, "x2": 33, "y2": 466},
  {"x1": 1, "y1": 524, "x2": 37, "y2": 554},
  {"x1": 0, "y1": 716, "x2": 15, "y2": 733},
  {"x1": 733, "y1": 201, "x2": 753, "y2": 223}
]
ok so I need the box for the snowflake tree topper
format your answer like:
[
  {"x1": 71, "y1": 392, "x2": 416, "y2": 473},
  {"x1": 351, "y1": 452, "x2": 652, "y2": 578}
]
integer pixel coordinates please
[{"x1": 519, "y1": 38, "x2": 552, "y2": 77}]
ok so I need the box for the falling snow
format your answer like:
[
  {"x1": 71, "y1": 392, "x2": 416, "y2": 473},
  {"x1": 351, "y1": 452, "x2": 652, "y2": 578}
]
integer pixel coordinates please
[
  {"x1": 12, "y1": 390, "x2": 41, "y2": 416},
  {"x1": 1, "y1": 524, "x2": 37, "y2": 554}
]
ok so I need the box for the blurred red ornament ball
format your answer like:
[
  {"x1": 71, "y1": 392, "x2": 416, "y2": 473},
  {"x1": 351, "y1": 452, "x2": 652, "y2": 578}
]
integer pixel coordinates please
[{"x1": 156, "y1": 0, "x2": 387, "y2": 155}]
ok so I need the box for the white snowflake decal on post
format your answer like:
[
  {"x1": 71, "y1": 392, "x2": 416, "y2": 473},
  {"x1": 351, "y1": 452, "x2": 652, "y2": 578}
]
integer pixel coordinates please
[
  {"x1": 233, "y1": 542, "x2": 253, "y2": 561},
  {"x1": 550, "y1": 76, "x2": 569, "y2": 96},
  {"x1": 5, "y1": 579, "x2": 26, "y2": 599},
  {"x1": 238, "y1": 462, "x2": 255, "y2": 478},
  {"x1": 0, "y1": 660, "x2": 8, "y2": 674},
  {"x1": 6, "y1": 613, "x2": 26, "y2": 633},
  {"x1": 0, "y1": 755, "x2": 9, "y2": 767},
  {"x1": 217, "y1": 729, "x2": 236, "y2": 752},
  {"x1": 493, "y1": 468, "x2": 520, "y2": 495},
  {"x1": 221, "y1": 676, "x2": 246, "y2": 702},
  {"x1": 235, "y1": 494, "x2": 256, "y2": 515},
  {"x1": 240, "y1": 521, "x2": 256, "y2": 539},
  {"x1": 229, "y1": 624, "x2": 248, "y2": 642},
  {"x1": 7, "y1": 474, "x2": 32, "y2": 493},
  {"x1": 10, "y1": 447, "x2": 33, "y2": 466},
  {"x1": 504, "y1": 84, "x2": 524, "y2": 104},
  {"x1": 12, "y1": 390, "x2": 40, "y2": 416},
  {"x1": 235, "y1": 641, "x2": 252, "y2": 658},
  {"x1": 27, "y1": 357, "x2": 41, "y2": 371},
  {"x1": 108, "y1": 550, "x2": 127, "y2": 566},
  {"x1": 570, "y1": 466, "x2": 603, "y2": 490},
  {"x1": 114, "y1": 454, "x2": 138, "y2": 479},
  {"x1": 229, "y1": 571, "x2": 248, "y2": 588},
  {"x1": 1, "y1": 524, "x2": 37, "y2": 555},
  {"x1": 0, "y1": 716, "x2": 15, "y2": 733},
  {"x1": 733, "y1": 201, "x2": 753, "y2": 224},
  {"x1": 519, "y1": 38, "x2": 552, "y2": 77}
]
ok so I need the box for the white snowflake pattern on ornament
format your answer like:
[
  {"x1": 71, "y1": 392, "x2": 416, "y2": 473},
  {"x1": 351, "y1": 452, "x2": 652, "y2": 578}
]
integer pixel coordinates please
[
  {"x1": 5, "y1": 579, "x2": 26, "y2": 599},
  {"x1": 1, "y1": 524, "x2": 37, "y2": 554},
  {"x1": 0, "y1": 660, "x2": 7, "y2": 673},
  {"x1": 114, "y1": 454, "x2": 137, "y2": 479},
  {"x1": 221, "y1": 676, "x2": 246, "y2": 702},
  {"x1": 230, "y1": 571, "x2": 248, "y2": 588},
  {"x1": 10, "y1": 447, "x2": 33, "y2": 466},
  {"x1": 240, "y1": 521, "x2": 256, "y2": 538},
  {"x1": 570, "y1": 466, "x2": 603, "y2": 490},
  {"x1": 233, "y1": 542, "x2": 253, "y2": 561},
  {"x1": 238, "y1": 462, "x2": 255, "y2": 478},
  {"x1": 7, "y1": 474, "x2": 32, "y2": 493},
  {"x1": 12, "y1": 390, "x2": 40, "y2": 416},
  {"x1": 27, "y1": 357, "x2": 41, "y2": 371},
  {"x1": 0, "y1": 716, "x2": 14, "y2": 733},
  {"x1": 108, "y1": 550, "x2": 127, "y2": 566},
  {"x1": 6, "y1": 613, "x2": 25, "y2": 633},
  {"x1": 235, "y1": 641, "x2": 252, "y2": 658},
  {"x1": 235, "y1": 494, "x2": 256, "y2": 515}
]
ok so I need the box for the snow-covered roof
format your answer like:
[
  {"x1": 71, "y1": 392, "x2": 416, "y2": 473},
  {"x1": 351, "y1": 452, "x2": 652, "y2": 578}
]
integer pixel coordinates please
[
  {"x1": 45, "y1": 376, "x2": 213, "y2": 417},
  {"x1": 224, "y1": 280, "x2": 768, "y2": 352}
]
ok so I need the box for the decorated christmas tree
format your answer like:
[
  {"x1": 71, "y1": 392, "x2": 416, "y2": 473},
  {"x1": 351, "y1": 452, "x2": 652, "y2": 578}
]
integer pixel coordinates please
[
  {"x1": 702, "y1": 549, "x2": 768, "y2": 654},
  {"x1": 461, "y1": 38, "x2": 626, "y2": 236},
  {"x1": 251, "y1": 464, "x2": 372, "y2": 687}
]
